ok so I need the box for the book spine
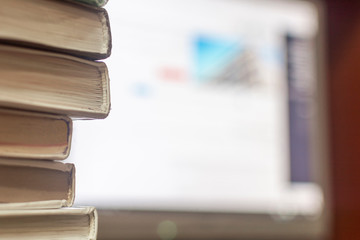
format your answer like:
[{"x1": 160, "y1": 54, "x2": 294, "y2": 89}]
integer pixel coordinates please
[
  {"x1": 0, "y1": 109, "x2": 72, "y2": 160},
  {"x1": 0, "y1": 160, "x2": 75, "y2": 208}
]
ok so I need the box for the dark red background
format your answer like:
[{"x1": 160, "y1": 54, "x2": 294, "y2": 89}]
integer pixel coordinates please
[{"x1": 326, "y1": 0, "x2": 360, "y2": 239}]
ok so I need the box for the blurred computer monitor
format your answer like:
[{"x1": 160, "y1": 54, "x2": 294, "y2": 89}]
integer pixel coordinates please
[{"x1": 68, "y1": 0, "x2": 329, "y2": 239}]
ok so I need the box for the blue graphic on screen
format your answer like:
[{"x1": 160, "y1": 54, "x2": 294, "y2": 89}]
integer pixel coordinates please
[
  {"x1": 132, "y1": 82, "x2": 152, "y2": 98},
  {"x1": 194, "y1": 35, "x2": 243, "y2": 83}
]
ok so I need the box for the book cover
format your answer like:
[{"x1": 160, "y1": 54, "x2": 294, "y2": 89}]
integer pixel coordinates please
[
  {"x1": 0, "y1": 159, "x2": 75, "y2": 208},
  {"x1": 0, "y1": 108, "x2": 72, "y2": 160},
  {"x1": 0, "y1": 207, "x2": 97, "y2": 239},
  {"x1": 0, "y1": 0, "x2": 111, "y2": 60},
  {"x1": 0, "y1": 45, "x2": 110, "y2": 119}
]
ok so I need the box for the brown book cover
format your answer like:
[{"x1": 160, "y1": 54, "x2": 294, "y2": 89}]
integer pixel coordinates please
[
  {"x1": 0, "y1": 207, "x2": 97, "y2": 240},
  {"x1": 0, "y1": 45, "x2": 110, "y2": 119},
  {"x1": 0, "y1": 0, "x2": 111, "y2": 60},
  {"x1": 0, "y1": 108, "x2": 72, "y2": 160},
  {"x1": 0, "y1": 159, "x2": 75, "y2": 208}
]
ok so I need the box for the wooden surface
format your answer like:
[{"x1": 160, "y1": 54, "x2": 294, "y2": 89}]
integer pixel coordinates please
[{"x1": 98, "y1": 210, "x2": 324, "y2": 240}]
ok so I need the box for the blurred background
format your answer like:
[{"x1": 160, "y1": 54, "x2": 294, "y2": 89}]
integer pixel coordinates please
[{"x1": 66, "y1": 0, "x2": 360, "y2": 239}]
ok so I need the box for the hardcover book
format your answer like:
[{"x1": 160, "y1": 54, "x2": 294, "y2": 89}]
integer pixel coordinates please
[
  {"x1": 0, "y1": 108, "x2": 72, "y2": 160},
  {"x1": 0, "y1": 159, "x2": 75, "y2": 208},
  {"x1": 0, "y1": 207, "x2": 97, "y2": 240},
  {"x1": 0, "y1": 45, "x2": 110, "y2": 119},
  {"x1": 0, "y1": 0, "x2": 111, "y2": 60}
]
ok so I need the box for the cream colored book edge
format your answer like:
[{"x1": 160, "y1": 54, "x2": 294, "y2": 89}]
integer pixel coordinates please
[
  {"x1": 0, "y1": 200, "x2": 70, "y2": 210},
  {"x1": 0, "y1": 207, "x2": 98, "y2": 240},
  {"x1": 0, "y1": 159, "x2": 75, "y2": 208}
]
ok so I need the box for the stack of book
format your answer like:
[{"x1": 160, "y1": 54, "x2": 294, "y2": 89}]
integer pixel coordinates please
[{"x1": 0, "y1": 0, "x2": 111, "y2": 239}]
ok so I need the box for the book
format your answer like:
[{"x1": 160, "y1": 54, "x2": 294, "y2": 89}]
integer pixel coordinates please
[
  {"x1": 0, "y1": 44, "x2": 110, "y2": 119},
  {"x1": 0, "y1": 207, "x2": 97, "y2": 240},
  {"x1": 0, "y1": 108, "x2": 72, "y2": 160},
  {"x1": 0, "y1": 159, "x2": 75, "y2": 208},
  {"x1": 0, "y1": 0, "x2": 111, "y2": 60},
  {"x1": 71, "y1": 0, "x2": 109, "y2": 7}
]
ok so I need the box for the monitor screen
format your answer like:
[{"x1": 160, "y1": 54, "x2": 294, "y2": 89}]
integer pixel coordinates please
[{"x1": 68, "y1": 0, "x2": 326, "y2": 234}]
